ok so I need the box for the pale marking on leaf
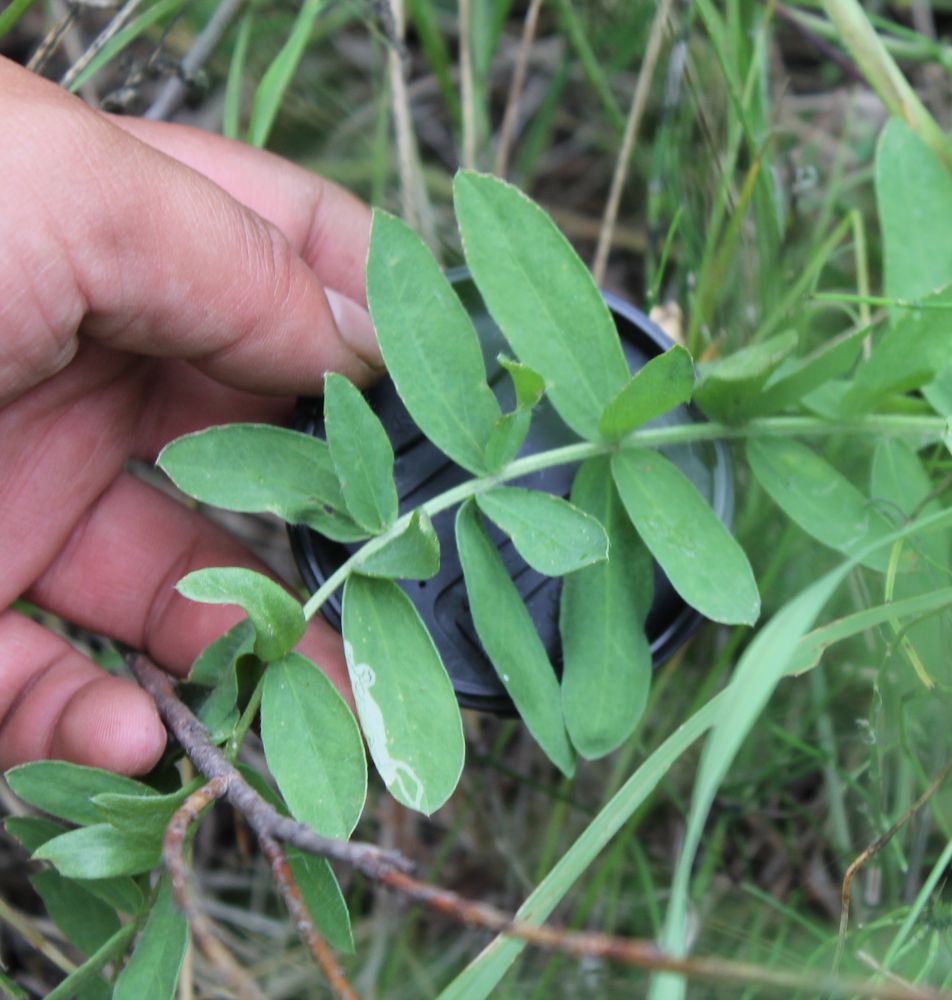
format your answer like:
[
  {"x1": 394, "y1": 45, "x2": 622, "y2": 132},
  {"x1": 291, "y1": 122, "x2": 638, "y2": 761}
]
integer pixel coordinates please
[{"x1": 343, "y1": 641, "x2": 424, "y2": 810}]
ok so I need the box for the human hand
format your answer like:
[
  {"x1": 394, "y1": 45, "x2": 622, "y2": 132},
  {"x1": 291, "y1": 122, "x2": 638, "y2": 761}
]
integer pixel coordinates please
[{"x1": 0, "y1": 58, "x2": 382, "y2": 776}]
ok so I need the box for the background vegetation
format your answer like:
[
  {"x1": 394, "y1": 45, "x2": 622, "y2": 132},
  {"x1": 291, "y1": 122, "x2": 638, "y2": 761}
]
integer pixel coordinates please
[{"x1": 2, "y1": 0, "x2": 952, "y2": 996}]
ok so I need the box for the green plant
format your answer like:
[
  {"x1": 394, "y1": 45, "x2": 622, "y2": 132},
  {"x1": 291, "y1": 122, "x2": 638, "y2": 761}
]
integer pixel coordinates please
[{"x1": 8, "y1": 151, "x2": 952, "y2": 996}]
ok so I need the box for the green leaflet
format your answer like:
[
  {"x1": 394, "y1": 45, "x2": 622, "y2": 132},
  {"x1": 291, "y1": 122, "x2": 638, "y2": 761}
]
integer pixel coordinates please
[
  {"x1": 4, "y1": 816, "x2": 66, "y2": 853},
  {"x1": 287, "y1": 848, "x2": 355, "y2": 953},
  {"x1": 113, "y1": 876, "x2": 188, "y2": 1000},
  {"x1": 741, "y1": 327, "x2": 866, "y2": 417},
  {"x1": 45, "y1": 924, "x2": 136, "y2": 1000},
  {"x1": 475, "y1": 487, "x2": 609, "y2": 576},
  {"x1": 33, "y1": 824, "x2": 161, "y2": 879},
  {"x1": 876, "y1": 118, "x2": 952, "y2": 309},
  {"x1": 746, "y1": 437, "x2": 896, "y2": 572},
  {"x1": 355, "y1": 511, "x2": 440, "y2": 580},
  {"x1": 324, "y1": 373, "x2": 398, "y2": 533},
  {"x1": 29, "y1": 871, "x2": 120, "y2": 958},
  {"x1": 342, "y1": 576, "x2": 465, "y2": 813},
  {"x1": 176, "y1": 567, "x2": 305, "y2": 662},
  {"x1": 6, "y1": 762, "x2": 154, "y2": 827},
  {"x1": 560, "y1": 459, "x2": 654, "y2": 759},
  {"x1": 157, "y1": 424, "x2": 367, "y2": 543},
  {"x1": 92, "y1": 787, "x2": 194, "y2": 840},
  {"x1": 367, "y1": 210, "x2": 501, "y2": 475},
  {"x1": 188, "y1": 620, "x2": 257, "y2": 742},
  {"x1": 261, "y1": 653, "x2": 367, "y2": 839},
  {"x1": 454, "y1": 171, "x2": 629, "y2": 441},
  {"x1": 611, "y1": 449, "x2": 760, "y2": 626},
  {"x1": 693, "y1": 331, "x2": 798, "y2": 423},
  {"x1": 599, "y1": 345, "x2": 695, "y2": 440},
  {"x1": 455, "y1": 501, "x2": 575, "y2": 777},
  {"x1": 840, "y1": 284, "x2": 952, "y2": 415},
  {"x1": 483, "y1": 357, "x2": 545, "y2": 471},
  {"x1": 237, "y1": 766, "x2": 354, "y2": 952}
]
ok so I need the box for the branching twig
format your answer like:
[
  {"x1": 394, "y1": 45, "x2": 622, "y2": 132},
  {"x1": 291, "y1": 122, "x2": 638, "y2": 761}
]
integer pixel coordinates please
[
  {"x1": 259, "y1": 835, "x2": 361, "y2": 1000},
  {"x1": 144, "y1": 0, "x2": 247, "y2": 121},
  {"x1": 133, "y1": 654, "x2": 946, "y2": 1000},
  {"x1": 834, "y1": 757, "x2": 952, "y2": 972}
]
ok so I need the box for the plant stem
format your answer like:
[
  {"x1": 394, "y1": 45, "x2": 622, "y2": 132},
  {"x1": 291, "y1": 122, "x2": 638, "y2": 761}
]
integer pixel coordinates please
[
  {"x1": 302, "y1": 412, "x2": 949, "y2": 621},
  {"x1": 226, "y1": 674, "x2": 266, "y2": 761}
]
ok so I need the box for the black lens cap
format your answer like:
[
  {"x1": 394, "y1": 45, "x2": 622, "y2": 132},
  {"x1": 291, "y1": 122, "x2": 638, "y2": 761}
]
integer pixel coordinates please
[{"x1": 290, "y1": 271, "x2": 734, "y2": 715}]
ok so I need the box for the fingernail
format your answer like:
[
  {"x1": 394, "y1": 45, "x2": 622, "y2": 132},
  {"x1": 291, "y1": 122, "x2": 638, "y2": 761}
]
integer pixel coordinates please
[{"x1": 326, "y1": 290, "x2": 384, "y2": 372}]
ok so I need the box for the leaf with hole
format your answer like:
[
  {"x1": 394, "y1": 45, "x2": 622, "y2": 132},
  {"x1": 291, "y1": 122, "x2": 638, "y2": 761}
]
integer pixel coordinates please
[
  {"x1": 456, "y1": 501, "x2": 575, "y2": 776},
  {"x1": 177, "y1": 567, "x2": 305, "y2": 662},
  {"x1": 560, "y1": 459, "x2": 653, "y2": 758},
  {"x1": 599, "y1": 345, "x2": 695, "y2": 440},
  {"x1": 611, "y1": 449, "x2": 759, "y2": 625},
  {"x1": 324, "y1": 373, "x2": 398, "y2": 533},
  {"x1": 342, "y1": 575, "x2": 465, "y2": 813},
  {"x1": 454, "y1": 171, "x2": 629, "y2": 440},
  {"x1": 475, "y1": 487, "x2": 608, "y2": 576},
  {"x1": 367, "y1": 209, "x2": 501, "y2": 475},
  {"x1": 157, "y1": 424, "x2": 367, "y2": 542},
  {"x1": 746, "y1": 437, "x2": 896, "y2": 571},
  {"x1": 261, "y1": 653, "x2": 366, "y2": 839}
]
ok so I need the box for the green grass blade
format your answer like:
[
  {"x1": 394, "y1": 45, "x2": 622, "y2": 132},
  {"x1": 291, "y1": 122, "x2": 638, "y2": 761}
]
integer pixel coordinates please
[{"x1": 223, "y1": 8, "x2": 254, "y2": 140}]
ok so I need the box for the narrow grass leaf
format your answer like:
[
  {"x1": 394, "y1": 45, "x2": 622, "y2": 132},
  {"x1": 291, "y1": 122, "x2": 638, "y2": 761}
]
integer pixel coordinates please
[
  {"x1": 223, "y1": 9, "x2": 254, "y2": 140},
  {"x1": 454, "y1": 171, "x2": 629, "y2": 440},
  {"x1": 476, "y1": 487, "x2": 608, "y2": 576},
  {"x1": 560, "y1": 459, "x2": 653, "y2": 758},
  {"x1": 113, "y1": 876, "x2": 188, "y2": 1000},
  {"x1": 6, "y1": 762, "x2": 154, "y2": 827},
  {"x1": 367, "y1": 210, "x2": 501, "y2": 474},
  {"x1": 599, "y1": 346, "x2": 695, "y2": 440},
  {"x1": 343, "y1": 576, "x2": 465, "y2": 813},
  {"x1": 877, "y1": 118, "x2": 952, "y2": 307},
  {"x1": 0, "y1": 0, "x2": 37, "y2": 38},
  {"x1": 324, "y1": 373, "x2": 398, "y2": 532},
  {"x1": 355, "y1": 511, "x2": 440, "y2": 580},
  {"x1": 248, "y1": 0, "x2": 324, "y2": 147},
  {"x1": 456, "y1": 501, "x2": 575, "y2": 776},
  {"x1": 611, "y1": 449, "x2": 759, "y2": 625},
  {"x1": 34, "y1": 825, "x2": 161, "y2": 879},
  {"x1": 158, "y1": 424, "x2": 367, "y2": 542},
  {"x1": 261, "y1": 653, "x2": 366, "y2": 839},
  {"x1": 746, "y1": 437, "x2": 895, "y2": 571},
  {"x1": 650, "y1": 569, "x2": 848, "y2": 1000},
  {"x1": 45, "y1": 924, "x2": 136, "y2": 1000},
  {"x1": 693, "y1": 331, "x2": 797, "y2": 423},
  {"x1": 177, "y1": 567, "x2": 305, "y2": 662},
  {"x1": 29, "y1": 871, "x2": 120, "y2": 957},
  {"x1": 440, "y1": 506, "x2": 952, "y2": 1000},
  {"x1": 786, "y1": 587, "x2": 952, "y2": 675},
  {"x1": 286, "y1": 849, "x2": 355, "y2": 953},
  {"x1": 840, "y1": 284, "x2": 952, "y2": 415}
]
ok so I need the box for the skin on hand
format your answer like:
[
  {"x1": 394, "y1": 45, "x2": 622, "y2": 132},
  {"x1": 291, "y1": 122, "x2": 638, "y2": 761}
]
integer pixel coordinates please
[{"x1": 0, "y1": 57, "x2": 382, "y2": 776}]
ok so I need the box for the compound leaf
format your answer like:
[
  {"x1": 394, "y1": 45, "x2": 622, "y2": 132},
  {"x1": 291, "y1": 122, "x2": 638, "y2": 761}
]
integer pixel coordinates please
[{"x1": 454, "y1": 171, "x2": 628, "y2": 441}]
